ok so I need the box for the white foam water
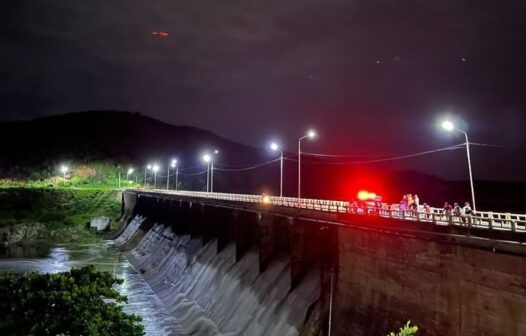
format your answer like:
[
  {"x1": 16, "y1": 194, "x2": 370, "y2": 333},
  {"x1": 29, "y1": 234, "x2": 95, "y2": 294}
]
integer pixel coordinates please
[
  {"x1": 114, "y1": 215, "x2": 146, "y2": 247},
  {"x1": 121, "y1": 216, "x2": 320, "y2": 336}
]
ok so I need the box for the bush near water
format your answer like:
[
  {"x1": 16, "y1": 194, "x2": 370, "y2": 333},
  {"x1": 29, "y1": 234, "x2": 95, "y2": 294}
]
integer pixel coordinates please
[{"x1": 0, "y1": 265, "x2": 144, "y2": 335}]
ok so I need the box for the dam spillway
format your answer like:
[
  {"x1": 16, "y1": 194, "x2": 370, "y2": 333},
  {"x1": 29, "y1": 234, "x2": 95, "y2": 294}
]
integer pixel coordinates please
[
  {"x1": 113, "y1": 194, "x2": 328, "y2": 336},
  {"x1": 113, "y1": 190, "x2": 526, "y2": 336}
]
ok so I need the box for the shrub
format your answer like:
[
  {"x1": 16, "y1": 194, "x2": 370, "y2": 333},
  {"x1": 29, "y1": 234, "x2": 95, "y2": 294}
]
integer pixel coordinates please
[
  {"x1": 388, "y1": 321, "x2": 419, "y2": 336},
  {"x1": 0, "y1": 265, "x2": 144, "y2": 335}
]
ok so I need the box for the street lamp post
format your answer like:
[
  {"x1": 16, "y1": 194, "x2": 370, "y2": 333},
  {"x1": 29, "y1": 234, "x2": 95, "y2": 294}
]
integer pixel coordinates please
[
  {"x1": 441, "y1": 120, "x2": 477, "y2": 211},
  {"x1": 202, "y1": 154, "x2": 211, "y2": 192},
  {"x1": 145, "y1": 164, "x2": 152, "y2": 188},
  {"x1": 270, "y1": 142, "x2": 284, "y2": 197},
  {"x1": 298, "y1": 130, "x2": 317, "y2": 202},
  {"x1": 167, "y1": 159, "x2": 177, "y2": 190},
  {"x1": 211, "y1": 150, "x2": 218, "y2": 193},
  {"x1": 152, "y1": 164, "x2": 160, "y2": 189},
  {"x1": 211, "y1": 160, "x2": 215, "y2": 192},
  {"x1": 175, "y1": 164, "x2": 179, "y2": 191},
  {"x1": 202, "y1": 150, "x2": 219, "y2": 193},
  {"x1": 127, "y1": 168, "x2": 134, "y2": 181},
  {"x1": 60, "y1": 165, "x2": 69, "y2": 184},
  {"x1": 127, "y1": 168, "x2": 134, "y2": 186}
]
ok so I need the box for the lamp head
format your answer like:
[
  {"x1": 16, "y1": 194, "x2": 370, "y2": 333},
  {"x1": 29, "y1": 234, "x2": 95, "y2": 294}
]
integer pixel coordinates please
[
  {"x1": 307, "y1": 129, "x2": 317, "y2": 139},
  {"x1": 171, "y1": 159, "x2": 177, "y2": 168},
  {"x1": 147, "y1": 164, "x2": 152, "y2": 170},
  {"x1": 214, "y1": 149, "x2": 219, "y2": 155},
  {"x1": 127, "y1": 168, "x2": 134, "y2": 175},
  {"x1": 60, "y1": 165, "x2": 68, "y2": 174},
  {"x1": 152, "y1": 165, "x2": 160, "y2": 172},
  {"x1": 202, "y1": 154, "x2": 211, "y2": 163},
  {"x1": 441, "y1": 120, "x2": 455, "y2": 131},
  {"x1": 270, "y1": 142, "x2": 279, "y2": 151}
]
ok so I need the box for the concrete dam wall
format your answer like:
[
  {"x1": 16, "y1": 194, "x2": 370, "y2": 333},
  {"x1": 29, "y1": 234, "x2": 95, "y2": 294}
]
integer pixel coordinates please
[{"x1": 114, "y1": 190, "x2": 526, "y2": 336}]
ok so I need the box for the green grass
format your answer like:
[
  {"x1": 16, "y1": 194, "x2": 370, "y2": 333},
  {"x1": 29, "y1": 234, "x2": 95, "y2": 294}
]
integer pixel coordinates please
[
  {"x1": 0, "y1": 162, "x2": 132, "y2": 244},
  {"x1": 0, "y1": 187, "x2": 121, "y2": 243}
]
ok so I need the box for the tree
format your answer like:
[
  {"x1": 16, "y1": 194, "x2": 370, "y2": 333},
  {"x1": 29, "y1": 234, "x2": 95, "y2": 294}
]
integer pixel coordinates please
[{"x1": 0, "y1": 265, "x2": 144, "y2": 335}]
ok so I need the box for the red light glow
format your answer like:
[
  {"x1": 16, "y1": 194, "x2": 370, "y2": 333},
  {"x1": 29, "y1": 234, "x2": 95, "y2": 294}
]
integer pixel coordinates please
[
  {"x1": 357, "y1": 190, "x2": 377, "y2": 201},
  {"x1": 339, "y1": 168, "x2": 390, "y2": 202}
]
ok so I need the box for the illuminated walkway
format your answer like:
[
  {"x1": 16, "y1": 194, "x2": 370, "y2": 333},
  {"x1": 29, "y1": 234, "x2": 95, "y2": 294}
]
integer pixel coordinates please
[{"x1": 137, "y1": 189, "x2": 526, "y2": 233}]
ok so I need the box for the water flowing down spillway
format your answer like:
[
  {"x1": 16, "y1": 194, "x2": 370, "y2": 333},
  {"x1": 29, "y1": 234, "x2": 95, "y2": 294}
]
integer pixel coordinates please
[
  {"x1": 113, "y1": 215, "x2": 145, "y2": 247},
  {"x1": 118, "y1": 215, "x2": 321, "y2": 336}
]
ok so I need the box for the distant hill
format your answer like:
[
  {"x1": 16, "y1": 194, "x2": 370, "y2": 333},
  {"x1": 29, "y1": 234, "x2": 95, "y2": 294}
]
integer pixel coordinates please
[
  {"x1": 0, "y1": 111, "x2": 264, "y2": 168},
  {"x1": 0, "y1": 111, "x2": 524, "y2": 212},
  {"x1": 0, "y1": 111, "x2": 279, "y2": 193}
]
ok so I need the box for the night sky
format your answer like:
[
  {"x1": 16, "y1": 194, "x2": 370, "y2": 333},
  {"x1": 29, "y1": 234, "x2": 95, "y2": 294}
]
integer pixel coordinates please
[{"x1": 2, "y1": 1, "x2": 526, "y2": 181}]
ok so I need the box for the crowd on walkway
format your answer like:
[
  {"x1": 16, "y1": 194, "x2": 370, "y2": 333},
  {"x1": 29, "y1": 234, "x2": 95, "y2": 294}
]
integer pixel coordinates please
[
  {"x1": 348, "y1": 192, "x2": 475, "y2": 225},
  {"x1": 398, "y1": 193, "x2": 473, "y2": 224}
]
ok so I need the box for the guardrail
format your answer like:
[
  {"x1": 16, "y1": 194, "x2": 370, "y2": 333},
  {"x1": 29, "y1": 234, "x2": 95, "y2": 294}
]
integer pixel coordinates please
[{"x1": 144, "y1": 190, "x2": 526, "y2": 233}]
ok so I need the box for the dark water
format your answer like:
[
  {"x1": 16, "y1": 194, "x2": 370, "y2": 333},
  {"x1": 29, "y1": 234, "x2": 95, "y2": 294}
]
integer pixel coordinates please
[{"x1": 0, "y1": 241, "x2": 181, "y2": 336}]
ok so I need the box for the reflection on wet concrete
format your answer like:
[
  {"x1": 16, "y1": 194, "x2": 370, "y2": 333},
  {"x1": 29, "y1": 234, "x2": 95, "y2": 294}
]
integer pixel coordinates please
[{"x1": 0, "y1": 241, "x2": 182, "y2": 336}]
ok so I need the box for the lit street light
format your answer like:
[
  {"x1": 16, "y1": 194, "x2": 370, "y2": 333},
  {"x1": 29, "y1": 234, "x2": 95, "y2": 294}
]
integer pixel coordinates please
[
  {"x1": 202, "y1": 154, "x2": 212, "y2": 192},
  {"x1": 152, "y1": 164, "x2": 160, "y2": 189},
  {"x1": 298, "y1": 130, "x2": 317, "y2": 201},
  {"x1": 441, "y1": 120, "x2": 477, "y2": 211},
  {"x1": 270, "y1": 142, "x2": 284, "y2": 197},
  {"x1": 174, "y1": 160, "x2": 180, "y2": 191},
  {"x1": 144, "y1": 164, "x2": 152, "y2": 188},
  {"x1": 167, "y1": 159, "x2": 177, "y2": 190},
  {"x1": 211, "y1": 150, "x2": 219, "y2": 192},
  {"x1": 202, "y1": 150, "x2": 219, "y2": 193},
  {"x1": 60, "y1": 165, "x2": 69, "y2": 181},
  {"x1": 127, "y1": 168, "x2": 134, "y2": 186},
  {"x1": 441, "y1": 120, "x2": 455, "y2": 132}
]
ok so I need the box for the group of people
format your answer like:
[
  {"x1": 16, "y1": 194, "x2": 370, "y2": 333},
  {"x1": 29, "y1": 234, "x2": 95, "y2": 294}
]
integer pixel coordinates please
[
  {"x1": 399, "y1": 194, "x2": 420, "y2": 211},
  {"x1": 399, "y1": 194, "x2": 474, "y2": 224},
  {"x1": 442, "y1": 201, "x2": 473, "y2": 223},
  {"x1": 399, "y1": 194, "x2": 433, "y2": 217}
]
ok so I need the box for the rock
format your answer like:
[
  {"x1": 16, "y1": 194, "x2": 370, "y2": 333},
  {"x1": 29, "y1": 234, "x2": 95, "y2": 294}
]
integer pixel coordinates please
[
  {"x1": 0, "y1": 223, "x2": 47, "y2": 245},
  {"x1": 90, "y1": 216, "x2": 110, "y2": 231}
]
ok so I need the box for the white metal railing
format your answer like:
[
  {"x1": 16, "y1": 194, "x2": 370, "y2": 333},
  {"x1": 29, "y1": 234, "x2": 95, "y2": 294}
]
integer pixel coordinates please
[{"x1": 143, "y1": 190, "x2": 526, "y2": 233}]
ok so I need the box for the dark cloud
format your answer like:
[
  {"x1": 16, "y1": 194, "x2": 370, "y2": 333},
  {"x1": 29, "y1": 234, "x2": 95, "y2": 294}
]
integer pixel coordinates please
[{"x1": 1, "y1": 0, "x2": 526, "y2": 180}]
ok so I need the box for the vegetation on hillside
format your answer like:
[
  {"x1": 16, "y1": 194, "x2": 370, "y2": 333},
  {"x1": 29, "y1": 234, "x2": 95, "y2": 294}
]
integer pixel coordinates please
[
  {"x1": 0, "y1": 160, "x2": 198, "y2": 191},
  {"x1": 0, "y1": 188, "x2": 121, "y2": 245},
  {"x1": 0, "y1": 188, "x2": 120, "y2": 227},
  {"x1": 0, "y1": 265, "x2": 144, "y2": 336},
  {"x1": 0, "y1": 162, "x2": 139, "y2": 189}
]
